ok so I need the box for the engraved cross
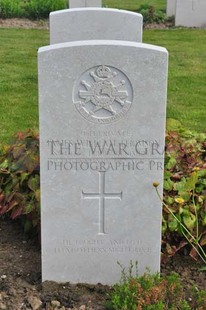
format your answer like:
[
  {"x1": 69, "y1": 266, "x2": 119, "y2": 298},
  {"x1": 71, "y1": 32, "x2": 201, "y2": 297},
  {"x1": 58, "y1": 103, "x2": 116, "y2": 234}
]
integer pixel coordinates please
[{"x1": 82, "y1": 172, "x2": 123, "y2": 234}]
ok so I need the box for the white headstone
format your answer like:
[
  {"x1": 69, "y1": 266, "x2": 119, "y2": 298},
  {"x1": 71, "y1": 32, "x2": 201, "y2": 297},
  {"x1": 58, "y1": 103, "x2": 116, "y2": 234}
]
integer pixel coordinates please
[
  {"x1": 175, "y1": 0, "x2": 206, "y2": 27},
  {"x1": 50, "y1": 8, "x2": 143, "y2": 44},
  {"x1": 69, "y1": 0, "x2": 101, "y2": 8},
  {"x1": 166, "y1": 0, "x2": 176, "y2": 16},
  {"x1": 38, "y1": 40, "x2": 168, "y2": 284}
]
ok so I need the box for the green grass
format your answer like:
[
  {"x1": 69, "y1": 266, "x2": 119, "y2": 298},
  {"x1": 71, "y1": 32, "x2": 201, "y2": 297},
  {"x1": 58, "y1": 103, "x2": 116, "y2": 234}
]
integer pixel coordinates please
[
  {"x1": 103, "y1": 0, "x2": 166, "y2": 11},
  {"x1": 0, "y1": 28, "x2": 48, "y2": 143},
  {"x1": 0, "y1": 27, "x2": 205, "y2": 143},
  {"x1": 144, "y1": 29, "x2": 206, "y2": 133}
]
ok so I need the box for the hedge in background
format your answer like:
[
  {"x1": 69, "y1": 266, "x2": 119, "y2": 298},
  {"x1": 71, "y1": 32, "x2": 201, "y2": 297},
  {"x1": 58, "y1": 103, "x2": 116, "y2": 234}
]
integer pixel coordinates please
[
  {"x1": 0, "y1": 0, "x2": 167, "y2": 23},
  {"x1": 0, "y1": 0, "x2": 67, "y2": 19}
]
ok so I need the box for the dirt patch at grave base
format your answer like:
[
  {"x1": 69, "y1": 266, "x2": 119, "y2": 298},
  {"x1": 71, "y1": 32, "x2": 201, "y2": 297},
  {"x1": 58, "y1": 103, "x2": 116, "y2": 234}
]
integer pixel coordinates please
[
  {"x1": 144, "y1": 21, "x2": 174, "y2": 29},
  {"x1": 0, "y1": 218, "x2": 206, "y2": 310},
  {"x1": 0, "y1": 18, "x2": 175, "y2": 30},
  {"x1": 0, "y1": 18, "x2": 49, "y2": 29}
]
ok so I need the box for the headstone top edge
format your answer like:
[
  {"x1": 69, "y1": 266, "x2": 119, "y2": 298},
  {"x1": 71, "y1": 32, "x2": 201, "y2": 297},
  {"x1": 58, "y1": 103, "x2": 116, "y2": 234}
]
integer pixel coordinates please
[
  {"x1": 39, "y1": 40, "x2": 168, "y2": 55},
  {"x1": 50, "y1": 7, "x2": 143, "y2": 18}
]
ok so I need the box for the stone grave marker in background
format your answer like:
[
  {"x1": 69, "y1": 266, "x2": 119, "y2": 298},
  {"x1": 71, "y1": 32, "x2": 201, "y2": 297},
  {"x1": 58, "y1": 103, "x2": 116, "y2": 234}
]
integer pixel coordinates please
[
  {"x1": 50, "y1": 8, "x2": 143, "y2": 44},
  {"x1": 69, "y1": 0, "x2": 102, "y2": 8},
  {"x1": 175, "y1": 0, "x2": 206, "y2": 27},
  {"x1": 38, "y1": 39, "x2": 168, "y2": 284},
  {"x1": 166, "y1": 0, "x2": 176, "y2": 16}
]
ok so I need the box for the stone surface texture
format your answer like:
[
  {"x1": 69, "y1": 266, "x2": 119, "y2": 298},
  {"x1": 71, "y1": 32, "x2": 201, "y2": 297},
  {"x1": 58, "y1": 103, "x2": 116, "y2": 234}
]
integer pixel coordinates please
[
  {"x1": 166, "y1": 0, "x2": 176, "y2": 16},
  {"x1": 175, "y1": 0, "x2": 206, "y2": 27},
  {"x1": 69, "y1": 0, "x2": 102, "y2": 8},
  {"x1": 50, "y1": 8, "x2": 143, "y2": 44},
  {"x1": 38, "y1": 40, "x2": 168, "y2": 285}
]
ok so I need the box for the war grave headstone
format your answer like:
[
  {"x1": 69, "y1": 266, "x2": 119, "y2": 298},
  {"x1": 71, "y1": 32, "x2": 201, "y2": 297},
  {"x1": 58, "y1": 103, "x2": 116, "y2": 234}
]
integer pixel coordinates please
[
  {"x1": 50, "y1": 8, "x2": 143, "y2": 44},
  {"x1": 175, "y1": 0, "x2": 206, "y2": 27},
  {"x1": 38, "y1": 38, "x2": 168, "y2": 284},
  {"x1": 166, "y1": 0, "x2": 176, "y2": 16},
  {"x1": 69, "y1": 0, "x2": 102, "y2": 8}
]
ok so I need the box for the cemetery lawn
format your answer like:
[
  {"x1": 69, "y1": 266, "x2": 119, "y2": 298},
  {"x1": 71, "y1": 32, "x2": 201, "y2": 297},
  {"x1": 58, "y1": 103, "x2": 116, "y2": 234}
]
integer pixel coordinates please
[
  {"x1": 0, "y1": 26, "x2": 206, "y2": 144},
  {"x1": 0, "y1": 28, "x2": 48, "y2": 143},
  {"x1": 144, "y1": 28, "x2": 206, "y2": 133},
  {"x1": 1, "y1": 217, "x2": 206, "y2": 309}
]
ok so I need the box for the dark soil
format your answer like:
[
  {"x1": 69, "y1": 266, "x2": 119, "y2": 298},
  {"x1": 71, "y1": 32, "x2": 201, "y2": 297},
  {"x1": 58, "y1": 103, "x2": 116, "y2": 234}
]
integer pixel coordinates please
[{"x1": 0, "y1": 218, "x2": 206, "y2": 309}]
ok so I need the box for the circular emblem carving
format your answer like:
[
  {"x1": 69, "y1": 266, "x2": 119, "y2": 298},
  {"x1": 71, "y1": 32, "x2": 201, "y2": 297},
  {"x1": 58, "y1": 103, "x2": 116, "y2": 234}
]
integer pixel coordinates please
[{"x1": 73, "y1": 65, "x2": 133, "y2": 124}]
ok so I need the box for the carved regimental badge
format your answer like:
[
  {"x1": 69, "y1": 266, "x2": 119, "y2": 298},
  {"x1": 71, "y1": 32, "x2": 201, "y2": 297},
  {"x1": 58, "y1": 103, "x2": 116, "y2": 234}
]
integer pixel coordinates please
[{"x1": 73, "y1": 65, "x2": 133, "y2": 124}]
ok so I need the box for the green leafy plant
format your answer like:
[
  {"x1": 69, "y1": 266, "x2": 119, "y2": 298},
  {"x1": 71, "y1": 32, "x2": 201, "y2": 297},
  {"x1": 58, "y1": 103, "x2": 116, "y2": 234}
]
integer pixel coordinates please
[
  {"x1": 161, "y1": 127, "x2": 206, "y2": 260},
  {"x1": 154, "y1": 180, "x2": 206, "y2": 268},
  {"x1": 106, "y1": 261, "x2": 206, "y2": 310},
  {"x1": 138, "y1": 4, "x2": 166, "y2": 24},
  {"x1": 0, "y1": 130, "x2": 40, "y2": 235}
]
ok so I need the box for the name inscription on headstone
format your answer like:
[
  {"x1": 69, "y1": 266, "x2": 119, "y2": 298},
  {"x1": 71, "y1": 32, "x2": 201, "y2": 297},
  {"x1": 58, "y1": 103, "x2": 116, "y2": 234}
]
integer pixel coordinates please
[{"x1": 54, "y1": 239, "x2": 151, "y2": 254}]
